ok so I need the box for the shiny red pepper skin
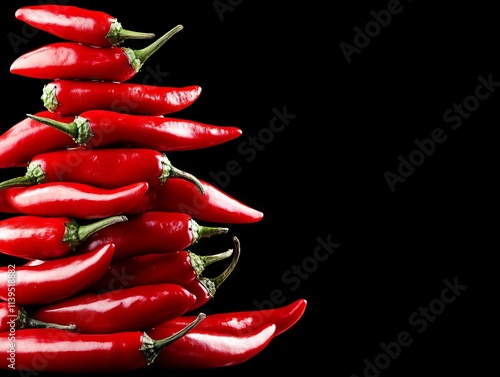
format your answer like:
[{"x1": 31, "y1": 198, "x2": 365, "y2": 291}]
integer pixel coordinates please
[
  {"x1": 15, "y1": 5, "x2": 155, "y2": 47},
  {"x1": 10, "y1": 25, "x2": 183, "y2": 82},
  {"x1": 0, "y1": 148, "x2": 202, "y2": 192},
  {"x1": 0, "y1": 181, "x2": 148, "y2": 219},
  {"x1": 0, "y1": 314, "x2": 206, "y2": 373},
  {"x1": 0, "y1": 243, "x2": 114, "y2": 305},
  {"x1": 89, "y1": 248, "x2": 233, "y2": 293},
  {"x1": 0, "y1": 214, "x2": 127, "y2": 260},
  {"x1": 31, "y1": 283, "x2": 196, "y2": 334},
  {"x1": 0, "y1": 111, "x2": 76, "y2": 168},
  {"x1": 157, "y1": 298, "x2": 307, "y2": 338},
  {"x1": 76, "y1": 211, "x2": 228, "y2": 261},
  {"x1": 27, "y1": 110, "x2": 242, "y2": 152},
  {"x1": 42, "y1": 80, "x2": 202, "y2": 115},
  {"x1": 147, "y1": 299, "x2": 307, "y2": 369},
  {"x1": 148, "y1": 323, "x2": 276, "y2": 369},
  {"x1": 134, "y1": 177, "x2": 264, "y2": 223}
]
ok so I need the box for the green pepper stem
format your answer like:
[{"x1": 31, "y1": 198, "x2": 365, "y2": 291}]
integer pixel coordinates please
[
  {"x1": 17, "y1": 307, "x2": 76, "y2": 331},
  {"x1": 159, "y1": 155, "x2": 204, "y2": 194},
  {"x1": 0, "y1": 162, "x2": 46, "y2": 190},
  {"x1": 153, "y1": 312, "x2": 206, "y2": 353},
  {"x1": 26, "y1": 113, "x2": 93, "y2": 145},
  {"x1": 106, "y1": 19, "x2": 155, "y2": 46},
  {"x1": 190, "y1": 219, "x2": 229, "y2": 243},
  {"x1": 0, "y1": 176, "x2": 32, "y2": 190},
  {"x1": 126, "y1": 24, "x2": 183, "y2": 73},
  {"x1": 77, "y1": 216, "x2": 128, "y2": 241},
  {"x1": 63, "y1": 216, "x2": 128, "y2": 250},
  {"x1": 212, "y1": 236, "x2": 240, "y2": 290},
  {"x1": 188, "y1": 249, "x2": 233, "y2": 277},
  {"x1": 27, "y1": 113, "x2": 78, "y2": 137},
  {"x1": 198, "y1": 236, "x2": 241, "y2": 297},
  {"x1": 141, "y1": 312, "x2": 206, "y2": 365},
  {"x1": 117, "y1": 28, "x2": 155, "y2": 41}
]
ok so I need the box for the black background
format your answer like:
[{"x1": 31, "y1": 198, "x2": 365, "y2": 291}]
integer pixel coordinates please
[{"x1": 0, "y1": 1, "x2": 496, "y2": 376}]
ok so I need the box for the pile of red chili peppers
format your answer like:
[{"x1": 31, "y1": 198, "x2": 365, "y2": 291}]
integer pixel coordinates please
[{"x1": 0, "y1": 4, "x2": 306, "y2": 373}]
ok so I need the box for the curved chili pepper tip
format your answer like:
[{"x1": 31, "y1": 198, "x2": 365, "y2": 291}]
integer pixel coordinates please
[
  {"x1": 16, "y1": 306, "x2": 76, "y2": 331},
  {"x1": 143, "y1": 312, "x2": 206, "y2": 365}
]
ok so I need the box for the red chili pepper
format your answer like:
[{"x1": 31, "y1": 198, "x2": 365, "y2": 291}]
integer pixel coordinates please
[
  {"x1": 0, "y1": 313, "x2": 206, "y2": 373},
  {"x1": 134, "y1": 177, "x2": 264, "y2": 223},
  {"x1": 42, "y1": 80, "x2": 202, "y2": 116},
  {"x1": 0, "y1": 243, "x2": 114, "y2": 305},
  {"x1": 76, "y1": 211, "x2": 228, "y2": 262},
  {"x1": 184, "y1": 236, "x2": 241, "y2": 311},
  {"x1": 1, "y1": 303, "x2": 76, "y2": 332},
  {"x1": 0, "y1": 111, "x2": 76, "y2": 168},
  {"x1": 0, "y1": 214, "x2": 126, "y2": 260},
  {"x1": 147, "y1": 323, "x2": 276, "y2": 370},
  {"x1": 156, "y1": 298, "x2": 307, "y2": 338},
  {"x1": 0, "y1": 181, "x2": 148, "y2": 219},
  {"x1": 89, "y1": 247, "x2": 233, "y2": 293},
  {"x1": 10, "y1": 25, "x2": 183, "y2": 82},
  {"x1": 0, "y1": 148, "x2": 203, "y2": 193},
  {"x1": 26, "y1": 110, "x2": 242, "y2": 151},
  {"x1": 30, "y1": 283, "x2": 196, "y2": 334},
  {"x1": 15, "y1": 4, "x2": 155, "y2": 47}
]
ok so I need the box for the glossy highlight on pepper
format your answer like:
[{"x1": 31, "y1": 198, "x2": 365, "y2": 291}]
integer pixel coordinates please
[
  {"x1": 0, "y1": 111, "x2": 76, "y2": 168},
  {"x1": 0, "y1": 313, "x2": 206, "y2": 373},
  {"x1": 31, "y1": 283, "x2": 197, "y2": 333},
  {"x1": 89, "y1": 247, "x2": 233, "y2": 292},
  {"x1": 10, "y1": 24, "x2": 183, "y2": 82},
  {"x1": 0, "y1": 181, "x2": 149, "y2": 219},
  {"x1": 26, "y1": 110, "x2": 243, "y2": 152},
  {"x1": 0, "y1": 243, "x2": 115, "y2": 305},
  {"x1": 0, "y1": 214, "x2": 127, "y2": 260},
  {"x1": 136, "y1": 177, "x2": 264, "y2": 224},
  {"x1": 15, "y1": 4, "x2": 155, "y2": 46},
  {"x1": 76, "y1": 211, "x2": 229, "y2": 261},
  {"x1": 42, "y1": 80, "x2": 202, "y2": 115},
  {"x1": 0, "y1": 148, "x2": 204, "y2": 194}
]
